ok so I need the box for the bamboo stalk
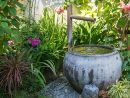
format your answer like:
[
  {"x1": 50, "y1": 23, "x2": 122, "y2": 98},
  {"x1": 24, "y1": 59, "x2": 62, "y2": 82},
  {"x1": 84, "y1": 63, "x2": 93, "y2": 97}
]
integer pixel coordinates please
[
  {"x1": 70, "y1": 15, "x2": 96, "y2": 22},
  {"x1": 67, "y1": 5, "x2": 73, "y2": 50}
]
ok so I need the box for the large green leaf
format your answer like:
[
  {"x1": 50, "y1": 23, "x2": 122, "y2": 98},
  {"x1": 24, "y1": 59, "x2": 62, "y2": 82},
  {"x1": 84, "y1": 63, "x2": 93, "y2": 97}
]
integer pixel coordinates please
[
  {"x1": 0, "y1": 0, "x2": 7, "y2": 9},
  {"x1": 0, "y1": 27, "x2": 5, "y2": 37},
  {"x1": 3, "y1": 38, "x2": 8, "y2": 46},
  {"x1": 3, "y1": 6, "x2": 9, "y2": 16},
  {"x1": 12, "y1": 18, "x2": 20, "y2": 28},
  {"x1": 2, "y1": 26, "x2": 12, "y2": 33},
  {"x1": 1, "y1": 22, "x2": 8, "y2": 27},
  {"x1": 117, "y1": 17, "x2": 128, "y2": 28},
  {"x1": 9, "y1": 7, "x2": 17, "y2": 16},
  {"x1": 11, "y1": 29, "x2": 22, "y2": 44},
  {"x1": 16, "y1": 2, "x2": 25, "y2": 10}
]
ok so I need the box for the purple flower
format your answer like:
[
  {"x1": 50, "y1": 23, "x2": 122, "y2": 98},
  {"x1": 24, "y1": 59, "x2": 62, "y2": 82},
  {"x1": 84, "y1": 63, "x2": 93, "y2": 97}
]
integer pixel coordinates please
[
  {"x1": 27, "y1": 37, "x2": 41, "y2": 47},
  {"x1": 31, "y1": 38, "x2": 41, "y2": 47}
]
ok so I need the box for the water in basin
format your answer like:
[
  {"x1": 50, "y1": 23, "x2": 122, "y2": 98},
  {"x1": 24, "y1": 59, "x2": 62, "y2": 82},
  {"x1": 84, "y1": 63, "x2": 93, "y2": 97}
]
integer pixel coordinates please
[{"x1": 72, "y1": 46, "x2": 113, "y2": 55}]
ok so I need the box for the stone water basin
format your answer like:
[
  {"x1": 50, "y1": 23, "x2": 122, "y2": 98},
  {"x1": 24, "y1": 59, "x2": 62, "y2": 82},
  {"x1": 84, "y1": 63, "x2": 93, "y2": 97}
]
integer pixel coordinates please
[{"x1": 63, "y1": 45, "x2": 122, "y2": 92}]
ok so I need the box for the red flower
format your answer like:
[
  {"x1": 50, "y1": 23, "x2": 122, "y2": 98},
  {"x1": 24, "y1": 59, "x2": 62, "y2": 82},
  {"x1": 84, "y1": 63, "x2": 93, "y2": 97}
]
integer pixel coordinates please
[
  {"x1": 55, "y1": 6, "x2": 64, "y2": 15},
  {"x1": 120, "y1": 1, "x2": 130, "y2": 13},
  {"x1": 8, "y1": 40, "x2": 14, "y2": 46}
]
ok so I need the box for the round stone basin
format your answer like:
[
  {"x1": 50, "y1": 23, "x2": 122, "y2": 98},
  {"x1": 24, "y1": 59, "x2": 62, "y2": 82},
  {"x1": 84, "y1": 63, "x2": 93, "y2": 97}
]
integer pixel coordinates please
[{"x1": 63, "y1": 45, "x2": 122, "y2": 92}]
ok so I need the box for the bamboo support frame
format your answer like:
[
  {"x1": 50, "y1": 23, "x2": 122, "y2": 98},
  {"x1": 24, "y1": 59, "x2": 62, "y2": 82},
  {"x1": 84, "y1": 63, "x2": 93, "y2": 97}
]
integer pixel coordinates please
[
  {"x1": 67, "y1": 4, "x2": 96, "y2": 50},
  {"x1": 70, "y1": 15, "x2": 96, "y2": 22}
]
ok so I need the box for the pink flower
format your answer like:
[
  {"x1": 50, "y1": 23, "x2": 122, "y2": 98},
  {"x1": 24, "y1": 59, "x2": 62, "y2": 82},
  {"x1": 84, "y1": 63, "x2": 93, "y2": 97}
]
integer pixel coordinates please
[
  {"x1": 120, "y1": 1, "x2": 125, "y2": 8},
  {"x1": 120, "y1": 1, "x2": 130, "y2": 13},
  {"x1": 55, "y1": 6, "x2": 64, "y2": 15},
  {"x1": 8, "y1": 40, "x2": 14, "y2": 46}
]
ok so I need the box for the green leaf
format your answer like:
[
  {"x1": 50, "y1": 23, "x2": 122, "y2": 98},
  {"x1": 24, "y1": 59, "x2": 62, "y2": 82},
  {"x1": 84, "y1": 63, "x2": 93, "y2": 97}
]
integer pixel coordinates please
[
  {"x1": 12, "y1": 0, "x2": 17, "y2": 3},
  {"x1": 9, "y1": 7, "x2": 16, "y2": 16},
  {"x1": 12, "y1": 18, "x2": 20, "y2": 28},
  {"x1": 0, "y1": 0, "x2": 7, "y2": 9},
  {"x1": 3, "y1": 38, "x2": 8, "y2": 46},
  {"x1": 11, "y1": 29, "x2": 22, "y2": 43},
  {"x1": 1, "y1": 22, "x2": 8, "y2": 27},
  {"x1": 117, "y1": 17, "x2": 128, "y2": 28},
  {"x1": 16, "y1": 2, "x2": 25, "y2": 10},
  {"x1": 0, "y1": 27, "x2": 6, "y2": 36},
  {"x1": 1, "y1": 26, "x2": 12, "y2": 33},
  {"x1": 0, "y1": 16, "x2": 11, "y2": 22},
  {"x1": 3, "y1": 6, "x2": 9, "y2": 16}
]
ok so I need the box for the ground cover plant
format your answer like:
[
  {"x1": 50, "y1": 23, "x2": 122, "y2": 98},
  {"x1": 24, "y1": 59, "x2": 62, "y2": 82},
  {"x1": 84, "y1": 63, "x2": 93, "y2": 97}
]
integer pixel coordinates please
[{"x1": 108, "y1": 79, "x2": 130, "y2": 98}]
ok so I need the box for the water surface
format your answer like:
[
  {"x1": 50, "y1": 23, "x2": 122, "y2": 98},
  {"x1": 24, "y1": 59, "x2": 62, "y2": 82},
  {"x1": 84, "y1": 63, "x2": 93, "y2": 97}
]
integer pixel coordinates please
[{"x1": 72, "y1": 46, "x2": 113, "y2": 55}]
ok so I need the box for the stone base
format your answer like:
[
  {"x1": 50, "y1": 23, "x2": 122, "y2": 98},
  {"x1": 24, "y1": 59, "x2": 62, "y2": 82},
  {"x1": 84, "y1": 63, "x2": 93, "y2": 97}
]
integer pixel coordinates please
[
  {"x1": 40, "y1": 77, "x2": 99, "y2": 98},
  {"x1": 81, "y1": 84, "x2": 99, "y2": 98}
]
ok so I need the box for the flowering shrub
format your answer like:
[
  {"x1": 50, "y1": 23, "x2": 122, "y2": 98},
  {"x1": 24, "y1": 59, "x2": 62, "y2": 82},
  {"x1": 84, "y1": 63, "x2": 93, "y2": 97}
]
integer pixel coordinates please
[
  {"x1": 0, "y1": 0, "x2": 23, "y2": 53},
  {"x1": 118, "y1": 1, "x2": 130, "y2": 49},
  {"x1": 119, "y1": 2, "x2": 130, "y2": 29}
]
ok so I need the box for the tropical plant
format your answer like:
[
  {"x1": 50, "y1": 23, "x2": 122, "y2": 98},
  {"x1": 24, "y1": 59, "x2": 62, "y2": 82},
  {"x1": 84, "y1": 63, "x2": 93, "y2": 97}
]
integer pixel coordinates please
[
  {"x1": 73, "y1": 21, "x2": 114, "y2": 46},
  {"x1": 20, "y1": 44, "x2": 57, "y2": 94},
  {"x1": 63, "y1": 1, "x2": 121, "y2": 47},
  {"x1": 38, "y1": 8, "x2": 67, "y2": 70},
  {"x1": 92, "y1": 0, "x2": 130, "y2": 49},
  {"x1": 117, "y1": 1, "x2": 130, "y2": 49},
  {"x1": 21, "y1": 61, "x2": 56, "y2": 95},
  {"x1": 0, "y1": 51, "x2": 29, "y2": 96},
  {"x1": 108, "y1": 79, "x2": 130, "y2": 98}
]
